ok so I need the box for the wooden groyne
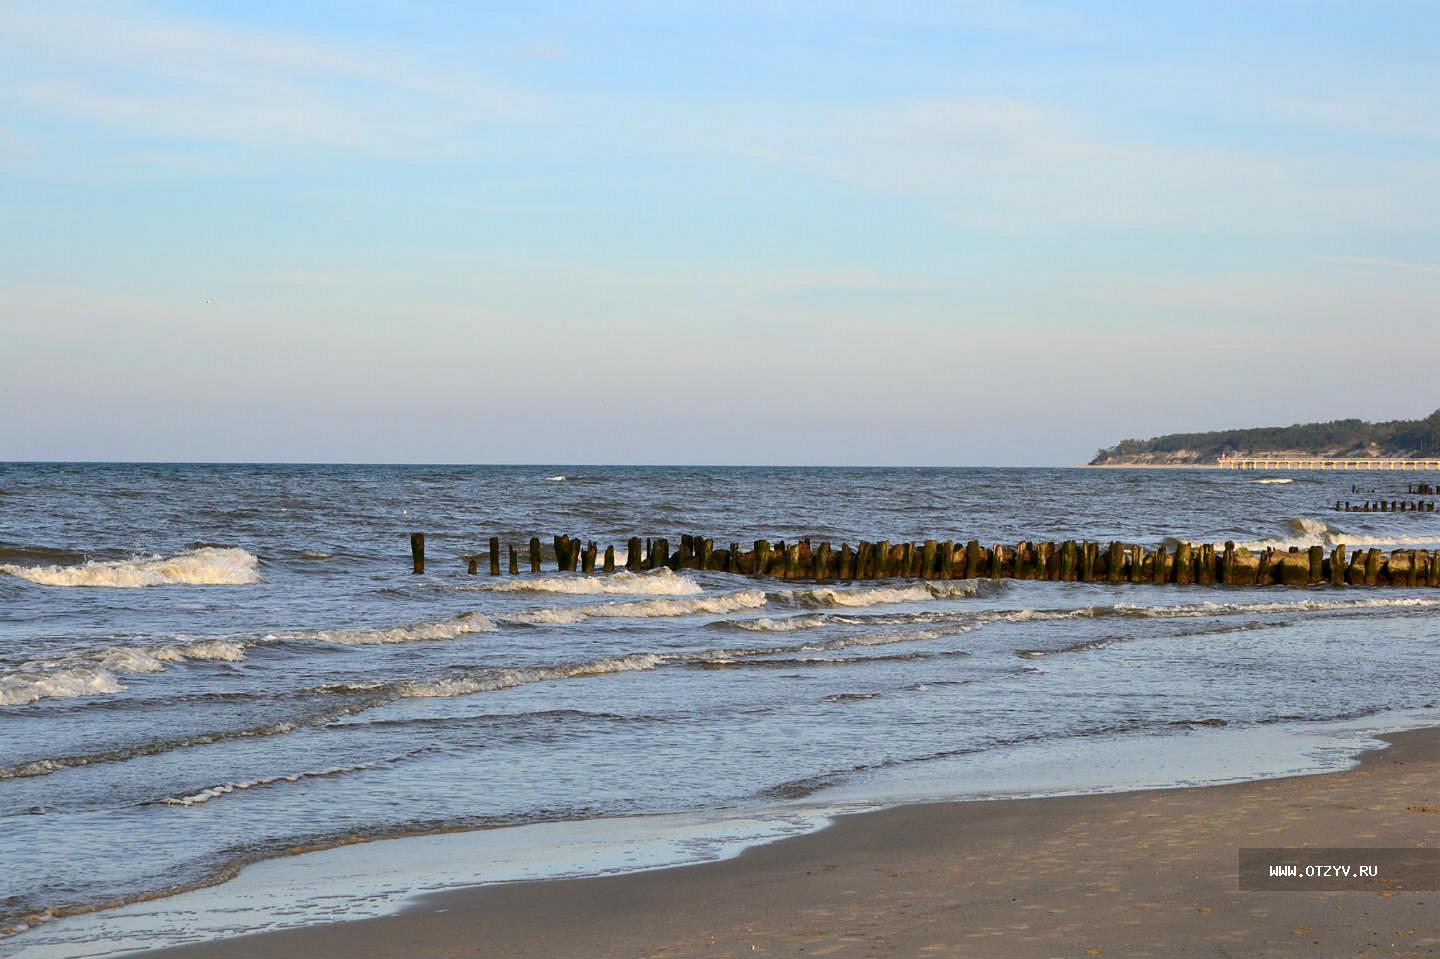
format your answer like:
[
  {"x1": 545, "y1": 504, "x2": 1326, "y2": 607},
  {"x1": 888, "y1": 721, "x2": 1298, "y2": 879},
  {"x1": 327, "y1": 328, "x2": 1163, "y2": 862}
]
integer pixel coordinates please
[
  {"x1": 1335, "y1": 500, "x2": 1436, "y2": 512},
  {"x1": 412, "y1": 534, "x2": 1440, "y2": 588}
]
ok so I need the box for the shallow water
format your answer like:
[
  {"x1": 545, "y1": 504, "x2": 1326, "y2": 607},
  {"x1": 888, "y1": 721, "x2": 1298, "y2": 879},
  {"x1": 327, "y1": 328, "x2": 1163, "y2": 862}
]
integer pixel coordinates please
[{"x1": 2, "y1": 464, "x2": 1438, "y2": 943}]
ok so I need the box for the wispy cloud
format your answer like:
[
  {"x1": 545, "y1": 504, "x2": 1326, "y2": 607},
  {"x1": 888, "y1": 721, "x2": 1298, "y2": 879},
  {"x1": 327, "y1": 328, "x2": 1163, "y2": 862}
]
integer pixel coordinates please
[
  {"x1": 1324, "y1": 256, "x2": 1440, "y2": 276},
  {"x1": 0, "y1": 2, "x2": 540, "y2": 155}
]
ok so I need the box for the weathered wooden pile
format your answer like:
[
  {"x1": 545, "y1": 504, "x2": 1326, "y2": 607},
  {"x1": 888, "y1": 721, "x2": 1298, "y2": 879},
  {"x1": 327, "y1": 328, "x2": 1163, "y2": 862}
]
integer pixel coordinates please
[
  {"x1": 408, "y1": 533, "x2": 1440, "y2": 587},
  {"x1": 1409, "y1": 483, "x2": 1436, "y2": 496},
  {"x1": 1335, "y1": 500, "x2": 1436, "y2": 512}
]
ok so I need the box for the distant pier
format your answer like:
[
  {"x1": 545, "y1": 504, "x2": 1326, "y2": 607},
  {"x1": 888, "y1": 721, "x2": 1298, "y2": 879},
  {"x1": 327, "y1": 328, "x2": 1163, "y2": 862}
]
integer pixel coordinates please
[{"x1": 1220, "y1": 455, "x2": 1440, "y2": 471}]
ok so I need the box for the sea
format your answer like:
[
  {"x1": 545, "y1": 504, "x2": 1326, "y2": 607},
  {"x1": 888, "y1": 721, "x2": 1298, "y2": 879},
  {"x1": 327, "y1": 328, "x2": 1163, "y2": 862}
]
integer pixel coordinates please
[{"x1": 2, "y1": 463, "x2": 1439, "y2": 955}]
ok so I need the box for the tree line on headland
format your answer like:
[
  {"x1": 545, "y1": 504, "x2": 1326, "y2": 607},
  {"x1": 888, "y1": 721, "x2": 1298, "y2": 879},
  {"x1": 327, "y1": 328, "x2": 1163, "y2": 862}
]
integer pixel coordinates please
[{"x1": 1091, "y1": 410, "x2": 1440, "y2": 466}]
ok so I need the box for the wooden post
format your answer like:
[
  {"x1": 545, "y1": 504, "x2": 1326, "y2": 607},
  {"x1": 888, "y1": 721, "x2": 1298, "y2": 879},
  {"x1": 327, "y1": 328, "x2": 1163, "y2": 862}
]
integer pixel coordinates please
[
  {"x1": 489, "y1": 537, "x2": 501, "y2": 576},
  {"x1": 959, "y1": 540, "x2": 979, "y2": 579},
  {"x1": 1221, "y1": 541, "x2": 1235, "y2": 585},
  {"x1": 1059, "y1": 541, "x2": 1077, "y2": 581},
  {"x1": 698, "y1": 538, "x2": 714, "y2": 571},
  {"x1": 815, "y1": 542, "x2": 832, "y2": 581},
  {"x1": 1364, "y1": 548, "x2": 1381, "y2": 586},
  {"x1": 509, "y1": 545, "x2": 519, "y2": 575},
  {"x1": 1152, "y1": 544, "x2": 1169, "y2": 584},
  {"x1": 627, "y1": 538, "x2": 643, "y2": 572},
  {"x1": 582, "y1": 541, "x2": 597, "y2": 574},
  {"x1": 529, "y1": 537, "x2": 542, "y2": 573},
  {"x1": 936, "y1": 540, "x2": 954, "y2": 579},
  {"x1": 1330, "y1": 545, "x2": 1346, "y2": 586},
  {"x1": 1197, "y1": 544, "x2": 1215, "y2": 585},
  {"x1": 604, "y1": 545, "x2": 616, "y2": 573},
  {"x1": 652, "y1": 539, "x2": 670, "y2": 571},
  {"x1": 874, "y1": 540, "x2": 891, "y2": 578},
  {"x1": 920, "y1": 540, "x2": 938, "y2": 580},
  {"x1": 1107, "y1": 542, "x2": 1125, "y2": 584},
  {"x1": 467, "y1": 557, "x2": 479, "y2": 575},
  {"x1": 410, "y1": 532, "x2": 425, "y2": 574},
  {"x1": 783, "y1": 543, "x2": 801, "y2": 580},
  {"x1": 727, "y1": 543, "x2": 741, "y2": 574},
  {"x1": 1308, "y1": 545, "x2": 1324, "y2": 585},
  {"x1": 990, "y1": 544, "x2": 1005, "y2": 578},
  {"x1": 755, "y1": 540, "x2": 773, "y2": 578},
  {"x1": 1130, "y1": 545, "x2": 1144, "y2": 584},
  {"x1": 1257, "y1": 548, "x2": 1272, "y2": 585},
  {"x1": 1174, "y1": 542, "x2": 1193, "y2": 585},
  {"x1": 1347, "y1": 550, "x2": 1365, "y2": 586},
  {"x1": 1038, "y1": 542, "x2": 1054, "y2": 580},
  {"x1": 838, "y1": 544, "x2": 853, "y2": 579}
]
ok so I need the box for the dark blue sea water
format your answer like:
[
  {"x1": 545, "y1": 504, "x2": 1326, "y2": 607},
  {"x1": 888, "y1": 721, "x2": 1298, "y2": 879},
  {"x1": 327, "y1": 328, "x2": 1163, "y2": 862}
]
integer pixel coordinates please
[{"x1": 2, "y1": 464, "x2": 1439, "y2": 949}]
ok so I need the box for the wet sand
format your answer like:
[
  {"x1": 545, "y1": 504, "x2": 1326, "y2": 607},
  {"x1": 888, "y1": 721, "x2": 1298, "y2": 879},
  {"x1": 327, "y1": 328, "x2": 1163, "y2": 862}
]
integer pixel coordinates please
[{"x1": 142, "y1": 728, "x2": 1440, "y2": 958}]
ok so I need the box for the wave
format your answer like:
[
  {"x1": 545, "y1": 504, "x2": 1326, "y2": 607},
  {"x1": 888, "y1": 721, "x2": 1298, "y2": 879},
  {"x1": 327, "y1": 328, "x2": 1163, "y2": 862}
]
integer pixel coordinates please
[
  {"x1": 501, "y1": 590, "x2": 767, "y2": 625},
  {"x1": 155, "y1": 762, "x2": 380, "y2": 807},
  {"x1": 391, "y1": 653, "x2": 666, "y2": 698},
  {"x1": 0, "y1": 547, "x2": 260, "y2": 588},
  {"x1": 784, "y1": 581, "x2": 983, "y2": 608},
  {"x1": 283, "y1": 612, "x2": 498, "y2": 646},
  {"x1": 1, "y1": 610, "x2": 501, "y2": 708},
  {"x1": 1237, "y1": 517, "x2": 1440, "y2": 551},
  {"x1": 545, "y1": 475, "x2": 565, "y2": 481},
  {"x1": 477, "y1": 569, "x2": 701, "y2": 596},
  {"x1": 727, "y1": 615, "x2": 827, "y2": 632},
  {"x1": 1252, "y1": 478, "x2": 1294, "y2": 485},
  {"x1": 0, "y1": 718, "x2": 304, "y2": 780},
  {"x1": 0, "y1": 639, "x2": 251, "y2": 707}
]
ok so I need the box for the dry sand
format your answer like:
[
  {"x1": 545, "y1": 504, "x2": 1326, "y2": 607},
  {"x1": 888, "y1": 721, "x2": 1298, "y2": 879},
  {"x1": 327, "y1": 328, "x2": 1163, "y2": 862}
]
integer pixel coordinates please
[{"x1": 140, "y1": 728, "x2": 1440, "y2": 958}]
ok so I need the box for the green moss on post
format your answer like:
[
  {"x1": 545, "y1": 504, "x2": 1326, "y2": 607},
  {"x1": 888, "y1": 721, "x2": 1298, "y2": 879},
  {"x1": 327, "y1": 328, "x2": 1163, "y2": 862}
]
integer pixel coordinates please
[{"x1": 1152, "y1": 545, "x2": 1169, "y2": 584}]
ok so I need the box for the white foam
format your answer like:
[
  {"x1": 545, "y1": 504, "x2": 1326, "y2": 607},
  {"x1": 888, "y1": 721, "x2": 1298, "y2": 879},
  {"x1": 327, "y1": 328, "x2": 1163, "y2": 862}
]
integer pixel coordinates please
[
  {"x1": 0, "y1": 547, "x2": 260, "y2": 588},
  {"x1": 0, "y1": 666, "x2": 125, "y2": 707},
  {"x1": 394, "y1": 653, "x2": 665, "y2": 698},
  {"x1": 731, "y1": 615, "x2": 827, "y2": 632},
  {"x1": 479, "y1": 569, "x2": 702, "y2": 596},
  {"x1": 501, "y1": 590, "x2": 768, "y2": 626},
  {"x1": 0, "y1": 638, "x2": 253, "y2": 707},
  {"x1": 546, "y1": 475, "x2": 566, "y2": 481},
  {"x1": 292, "y1": 612, "x2": 498, "y2": 646},
  {"x1": 789, "y1": 581, "x2": 980, "y2": 608},
  {"x1": 160, "y1": 763, "x2": 378, "y2": 807},
  {"x1": 1252, "y1": 478, "x2": 1294, "y2": 484}
]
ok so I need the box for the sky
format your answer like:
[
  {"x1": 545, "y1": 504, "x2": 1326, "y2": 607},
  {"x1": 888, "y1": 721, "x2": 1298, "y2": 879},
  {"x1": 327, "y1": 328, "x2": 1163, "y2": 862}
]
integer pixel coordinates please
[{"x1": 2, "y1": 0, "x2": 1437, "y2": 465}]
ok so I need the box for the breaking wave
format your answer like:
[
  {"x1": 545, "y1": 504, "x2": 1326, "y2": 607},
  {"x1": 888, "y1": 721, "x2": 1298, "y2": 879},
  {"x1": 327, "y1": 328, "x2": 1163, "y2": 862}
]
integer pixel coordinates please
[
  {"x1": 727, "y1": 615, "x2": 827, "y2": 632},
  {"x1": 156, "y1": 762, "x2": 380, "y2": 807},
  {"x1": 282, "y1": 612, "x2": 498, "y2": 646},
  {"x1": 0, "y1": 639, "x2": 250, "y2": 707},
  {"x1": 477, "y1": 569, "x2": 701, "y2": 596},
  {"x1": 784, "y1": 581, "x2": 984, "y2": 608},
  {"x1": 1252, "y1": 478, "x2": 1294, "y2": 485},
  {"x1": 0, "y1": 547, "x2": 260, "y2": 588},
  {"x1": 1237, "y1": 517, "x2": 1440, "y2": 551},
  {"x1": 501, "y1": 590, "x2": 767, "y2": 625}
]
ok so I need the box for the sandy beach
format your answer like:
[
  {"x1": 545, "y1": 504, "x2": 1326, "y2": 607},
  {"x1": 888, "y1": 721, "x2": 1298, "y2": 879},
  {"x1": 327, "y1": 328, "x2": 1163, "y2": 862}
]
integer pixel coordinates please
[{"x1": 133, "y1": 727, "x2": 1440, "y2": 959}]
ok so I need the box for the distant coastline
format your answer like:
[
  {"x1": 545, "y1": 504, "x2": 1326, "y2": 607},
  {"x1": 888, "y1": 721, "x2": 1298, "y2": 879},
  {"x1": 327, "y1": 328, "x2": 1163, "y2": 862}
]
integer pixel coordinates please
[{"x1": 1091, "y1": 410, "x2": 1440, "y2": 466}]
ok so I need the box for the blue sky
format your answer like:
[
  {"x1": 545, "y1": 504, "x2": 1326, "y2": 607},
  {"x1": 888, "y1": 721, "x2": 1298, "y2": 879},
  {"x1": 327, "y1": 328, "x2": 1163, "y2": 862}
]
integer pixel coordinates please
[{"x1": 2, "y1": 1, "x2": 1437, "y2": 464}]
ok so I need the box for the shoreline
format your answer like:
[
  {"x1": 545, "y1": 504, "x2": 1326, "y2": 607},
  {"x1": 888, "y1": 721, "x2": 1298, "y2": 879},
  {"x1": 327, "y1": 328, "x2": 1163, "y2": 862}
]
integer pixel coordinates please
[{"x1": 128, "y1": 725, "x2": 1440, "y2": 959}]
